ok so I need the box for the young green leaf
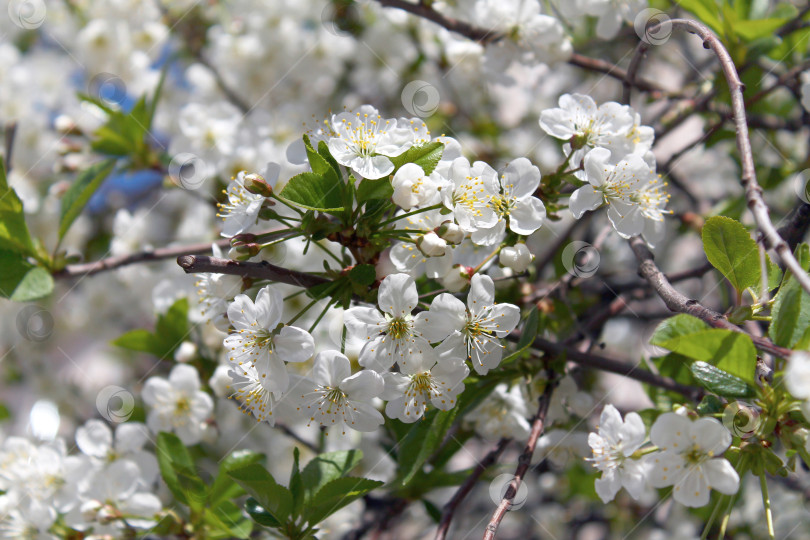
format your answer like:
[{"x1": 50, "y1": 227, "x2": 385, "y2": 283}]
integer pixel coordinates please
[
  {"x1": 156, "y1": 432, "x2": 207, "y2": 511},
  {"x1": 356, "y1": 177, "x2": 394, "y2": 204},
  {"x1": 278, "y1": 172, "x2": 345, "y2": 213},
  {"x1": 207, "y1": 449, "x2": 265, "y2": 507},
  {"x1": 305, "y1": 477, "x2": 384, "y2": 525},
  {"x1": 300, "y1": 450, "x2": 364, "y2": 503},
  {"x1": 58, "y1": 159, "x2": 116, "y2": 240},
  {"x1": 0, "y1": 250, "x2": 54, "y2": 301},
  {"x1": 650, "y1": 314, "x2": 708, "y2": 345},
  {"x1": 389, "y1": 141, "x2": 444, "y2": 175},
  {"x1": 228, "y1": 463, "x2": 293, "y2": 523},
  {"x1": 0, "y1": 157, "x2": 36, "y2": 257},
  {"x1": 690, "y1": 361, "x2": 755, "y2": 398},
  {"x1": 653, "y1": 328, "x2": 756, "y2": 384},
  {"x1": 701, "y1": 216, "x2": 761, "y2": 293}
]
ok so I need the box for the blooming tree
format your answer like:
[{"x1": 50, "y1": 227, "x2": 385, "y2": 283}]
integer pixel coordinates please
[{"x1": 2, "y1": 0, "x2": 810, "y2": 539}]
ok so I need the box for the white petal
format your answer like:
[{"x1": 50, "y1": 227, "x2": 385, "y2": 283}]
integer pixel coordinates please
[
  {"x1": 75, "y1": 420, "x2": 112, "y2": 458},
  {"x1": 341, "y1": 369, "x2": 385, "y2": 401},
  {"x1": 650, "y1": 413, "x2": 692, "y2": 451},
  {"x1": 378, "y1": 273, "x2": 418, "y2": 317},
  {"x1": 509, "y1": 197, "x2": 546, "y2": 235},
  {"x1": 414, "y1": 293, "x2": 466, "y2": 343},
  {"x1": 467, "y1": 273, "x2": 495, "y2": 315},
  {"x1": 273, "y1": 326, "x2": 315, "y2": 363},
  {"x1": 703, "y1": 458, "x2": 740, "y2": 495},
  {"x1": 169, "y1": 364, "x2": 201, "y2": 393},
  {"x1": 568, "y1": 185, "x2": 602, "y2": 219}
]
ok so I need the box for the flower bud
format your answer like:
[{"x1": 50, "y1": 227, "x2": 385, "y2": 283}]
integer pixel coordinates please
[
  {"x1": 230, "y1": 233, "x2": 258, "y2": 247},
  {"x1": 242, "y1": 173, "x2": 273, "y2": 197},
  {"x1": 436, "y1": 221, "x2": 464, "y2": 244},
  {"x1": 500, "y1": 243, "x2": 534, "y2": 272},
  {"x1": 416, "y1": 231, "x2": 447, "y2": 257},
  {"x1": 174, "y1": 341, "x2": 197, "y2": 363},
  {"x1": 439, "y1": 265, "x2": 472, "y2": 292},
  {"x1": 228, "y1": 243, "x2": 260, "y2": 260}
]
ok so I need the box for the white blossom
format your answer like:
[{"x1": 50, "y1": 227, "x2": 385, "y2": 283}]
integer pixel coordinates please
[
  {"x1": 419, "y1": 274, "x2": 520, "y2": 375},
  {"x1": 500, "y1": 243, "x2": 533, "y2": 272},
  {"x1": 224, "y1": 285, "x2": 315, "y2": 393},
  {"x1": 587, "y1": 404, "x2": 649, "y2": 503},
  {"x1": 648, "y1": 413, "x2": 740, "y2": 507},
  {"x1": 382, "y1": 354, "x2": 469, "y2": 423},
  {"x1": 344, "y1": 273, "x2": 433, "y2": 372},
  {"x1": 217, "y1": 171, "x2": 267, "y2": 238},
  {"x1": 142, "y1": 364, "x2": 214, "y2": 445},
  {"x1": 288, "y1": 350, "x2": 385, "y2": 433},
  {"x1": 326, "y1": 105, "x2": 415, "y2": 179}
]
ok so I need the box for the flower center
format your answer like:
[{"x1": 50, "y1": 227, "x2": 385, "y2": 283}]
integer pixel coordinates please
[
  {"x1": 174, "y1": 396, "x2": 191, "y2": 415},
  {"x1": 319, "y1": 387, "x2": 348, "y2": 414},
  {"x1": 410, "y1": 372, "x2": 436, "y2": 396},
  {"x1": 387, "y1": 317, "x2": 411, "y2": 340},
  {"x1": 684, "y1": 444, "x2": 710, "y2": 466}
]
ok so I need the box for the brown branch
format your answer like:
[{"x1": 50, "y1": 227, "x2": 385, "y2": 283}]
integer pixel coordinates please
[
  {"x1": 629, "y1": 236, "x2": 791, "y2": 359},
  {"x1": 55, "y1": 230, "x2": 291, "y2": 278},
  {"x1": 625, "y1": 18, "x2": 810, "y2": 299},
  {"x1": 777, "y1": 203, "x2": 810, "y2": 252},
  {"x1": 483, "y1": 377, "x2": 557, "y2": 539},
  {"x1": 56, "y1": 239, "x2": 229, "y2": 278},
  {"x1": 373, "y1": 0, "x2": 667, "y2": 94},
  {"x1": 523, "y1": 335, "x2": 704, "y2": 400},
  {"x1": 177, "y1": 254, "x2": 330, "y2": 289},
  {"x1": 434, "y1": 438, "x2": 511, "y2": 540}
]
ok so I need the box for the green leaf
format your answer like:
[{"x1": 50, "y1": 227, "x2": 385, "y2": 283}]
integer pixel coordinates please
[
  {"x1": 0, "y1": 157, "x2": 36, "y2": 257},
  {"x1": 767, "y1": 255, "x2": 782, "y2": 291},
  {"x1": 205, "y1": 499, "x2": 253, "y2": 539},
  {"x1": 305, "y1": 477, "x2": 383, "y2": 525},
  {"x1": 301, "y1": 450, "x2": 364, "y2": 504},
  {"x1": 245, "y1": 497, "x2": 282, "y2": 528},
  {"x1": 397, "y1": 404, "x2": 461, "y2": 486},
  {"x1": 0, "y1": 250, "x2": 53, "y2": 301},
  {"x1": 654, "y1": 328, "x2": 757, "y2": 384},
  {"x1": 278, "y1": 172, "x2": 345, "y2": 213},
  {"x1": 389, "y1": 142, "x2": 444, "y2": 175},
  {"x1": 111, "y1": 329, "x2": 159, "y2": 353},
  {"x1": 58, "y1": 159, "x2": 116, "y2": 240},
  {"x1": 156, "y1": 432, "x2": 207, "y2": 511},
  {"x1": 769, "y1": 280, "x2": 810, "y2": 348},
  {"x1": 228, "y1": 463, "x2": 293, "y2": 523},
  {"x1": 289, "y1": 447, "x2": 304, "y2": 518},
  {"x1": 349, "y1": 264, "x2": 376, "y2": 286},
  {"x1": 733, "y1": 17, "x2": 792, "y2": 41},
  {"x1": 208, "y1": 449, "x2": 265, "y2": 507},
  {"x1": 676, "y1": 0, "x2": 723, "y2": 35},
  {"x1": 650, "y1": 314, "x2": 708, "y2": 345},
  {"x1": 702, "y1": 216, "x2": 761, "y2": 293},
  {"x1": 690, "y1": 361, "x2": 755, "y2": 398},
  {"x1": 357, "y1": 177, "x2": 394, "y2": 204}
]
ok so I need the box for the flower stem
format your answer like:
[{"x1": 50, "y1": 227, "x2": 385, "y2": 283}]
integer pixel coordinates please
[
  {"x1": 472, "y1": 245, "x2": 502, "y2": 275},
  {"x1": 287, "y1": 297, "x2": 321, "y2": 326},
  {"x1": 700, "y1": 495, "x2": 724, "y2": 540},
  {"x1": 377, "y1": 203, "x2": 443, "y2": 228},
  {"x1": 759, "y1": 473, "x2": 775, "y2": 539}
]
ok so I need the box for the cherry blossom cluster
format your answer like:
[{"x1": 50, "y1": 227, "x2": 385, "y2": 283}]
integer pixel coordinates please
[
  {"x1": 0, "y1": 421, "x2": 161, "y2": 537},
  {"x1": 587, "y1": 405, "x2": 740, "y2": 508}
]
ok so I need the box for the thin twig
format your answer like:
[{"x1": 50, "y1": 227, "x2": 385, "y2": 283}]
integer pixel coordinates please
[
  {"x1": 55, "y1": 230, "x2": 291, "y2": 278},
  {"x1": 177, "y1": 254, "x2": 330, "y2": 289},
  {"x1": 626, "y1": 18, "x2": 810, "y2": 300},
  {"x1": 483, "y1": 376, "x2": 557, "y2": 539},
  {"x1": 434, "y1": 438, "x2": 511, "y2": 540},
  {"x1": 273, "y1": 423, "x2": 319, "y2": 453}
]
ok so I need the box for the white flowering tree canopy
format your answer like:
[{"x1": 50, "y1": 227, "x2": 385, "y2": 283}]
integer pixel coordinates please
[{"x1": 2, "y1": 0, "x2": 810, "y2": 539}]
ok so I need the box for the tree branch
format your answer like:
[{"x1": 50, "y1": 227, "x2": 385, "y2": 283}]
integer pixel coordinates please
[
  {"x1": 629, "y1": 236, "x2": 791, "y2": 360},
  {"x1": 177, "y1": 254, "x2": 330, "y2": 289},
  {"x1": 373, "y1": 0, "x2": 667, "y2": 94},
  {"x1": 483, "y1": 377, "x2": 556, "y2": 539},
  {"x1": 434, "y1": 438, "x2": 511, "y2": 540},
  {"x1": 625, "y1": 18, "x2": 810, "y2": 300},
  {"x1": 55, "y1": 231, "x2": 291, "y2": 278}
]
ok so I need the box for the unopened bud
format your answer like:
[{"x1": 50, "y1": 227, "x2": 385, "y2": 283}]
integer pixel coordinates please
[
  {"x1": 416, "y1": 231, "x2": 447, "y2": 257},
  {"x1": 230, "y1": 233, "x2": 258, "y2": 247},
  {"x1": 500, "y1": 243, "x2": 534, "y2": 272},
  {"x1": 439, "y1": 265, "x2": 472, "y2": 292},
  {"x1": 242, "y1": 173, "x2": 273, "y2": 197},
  {"x1": 228, "y1": 243, "x2": 260, "y2": 260},
  {"x1": 436, "y1": 221, "x2": 464, "y2": 244},
  {"x1": 174, "y1": 341, "x2": 197, "y2": 363}
]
